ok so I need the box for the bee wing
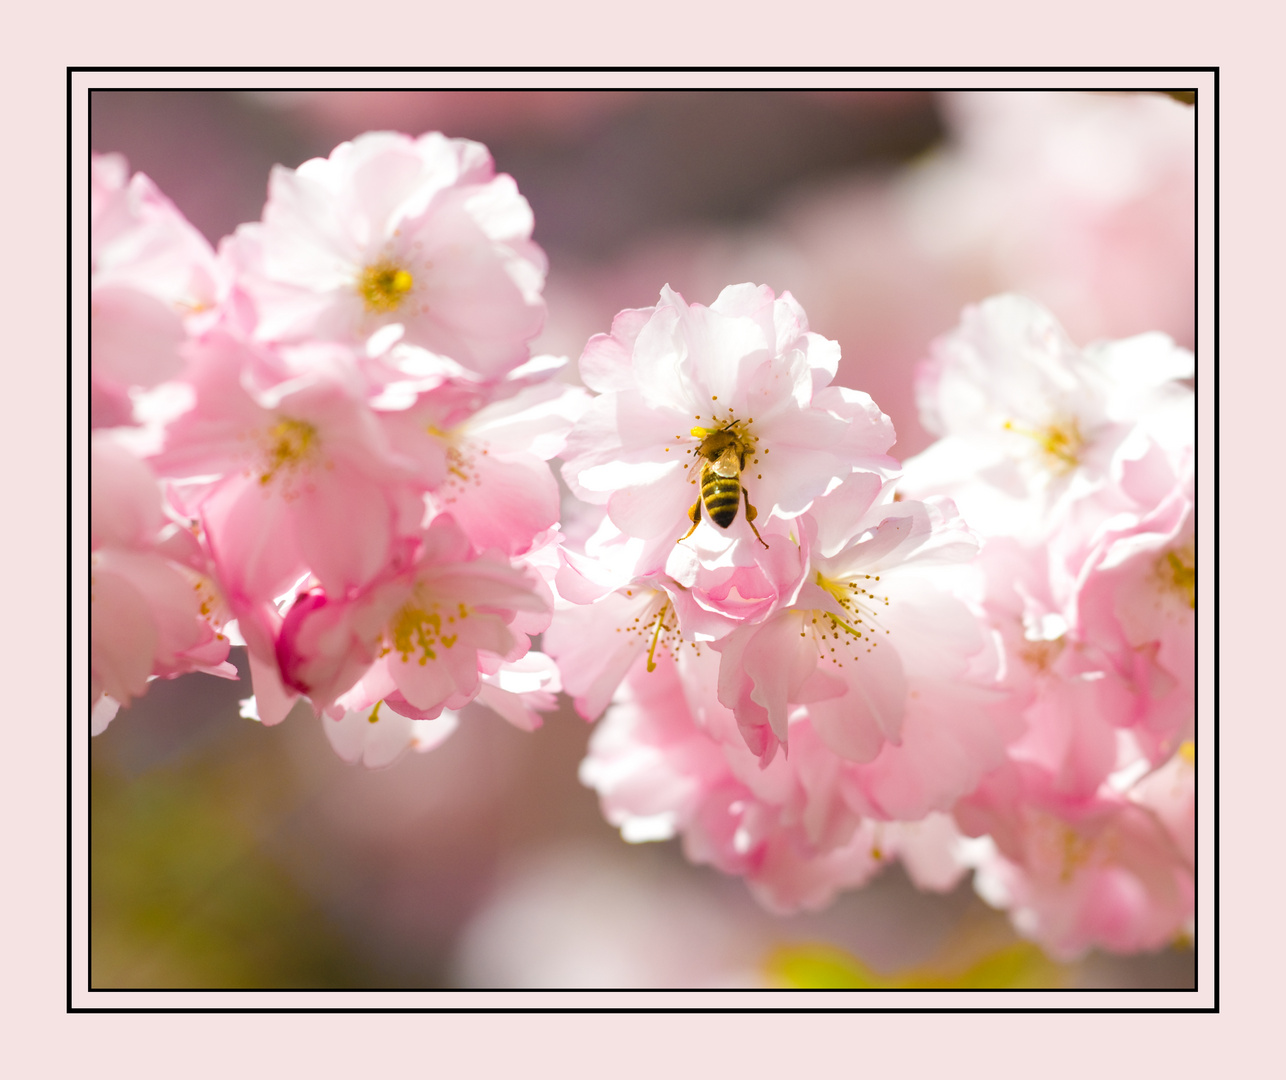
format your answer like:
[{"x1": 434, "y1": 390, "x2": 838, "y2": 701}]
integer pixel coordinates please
[{"x1": 712, "y1": 445, "x2": 741, "y2": 478}]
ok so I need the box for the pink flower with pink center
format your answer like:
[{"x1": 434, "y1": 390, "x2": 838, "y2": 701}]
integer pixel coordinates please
[
  {"x1": 560, "y1": 284, "x2": 898, "y2": 553},
  {"x1": 227, "y1": 131, "x2": 546, "y2": 379},
  {"x1": 275, "y1": 517, "x2": 550, "y2": 717},
  {"x1": 91, "y1": 433, "x2": 233, "y2": 727},
  {"x1": 91, "y1": 153, "x2": 226, "y2": 427},
  {"x1": 954, "y1": 754, "x2": 1194, "y2": 960}
]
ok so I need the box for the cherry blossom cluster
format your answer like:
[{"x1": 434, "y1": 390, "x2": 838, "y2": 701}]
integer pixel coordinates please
[
  {"x1": 902, "y1": 295, "x2": 1195, "y2": 958},
  {"x1": 91, "y1": 133, "x2": 585, "y2": 752},
  {"x1": 560, "y1": 288, "x2": 1194, "y2": 958},
  {"x1": 89, "y1": 128, "x2": 1195, "y2": 963},
  {"x1": 553, "y1": 285, "x2": 1017, "y2": 909}
]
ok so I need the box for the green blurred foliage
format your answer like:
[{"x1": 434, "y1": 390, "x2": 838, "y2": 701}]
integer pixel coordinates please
[
  {"x1": 764, "y1": 939, "x2": 1068, "y2": 990},
  {"x1": 91, "y1": 748, "x2": 376, "y2": 989}
]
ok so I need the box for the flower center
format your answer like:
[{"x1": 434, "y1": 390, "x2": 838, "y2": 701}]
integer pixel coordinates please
[
  {"x1": 686, "y1": 410, "x2": 761, "y2": 474},
  {"x1": 383, "y1": 594, "x2": 469, "y2": 665},
  {"x1": 1058, "y1": 825, "x2": 1094, "y2": 884},
  {"x1": 1019, "y1": 635, "x2": 1066, "y2": 672},
  {"x1": 1159, "y1": 542, "x2": 1195, "y2": 609},
  {"x1": 358, "y1": 260, "x2": 415, "y2": 314},
  {"x1": 614, "y1": 591, "x2": 697, "y2": 670},
  {"x1": 259, "y1": 417, "x2": 318, "y2": 486},
  {"x1": 426, "y1": 424, "x2": 484, "y2": 498},
  {"x1": 806, "y1": 571, "x2": 891, "y2": 667},
  {"x1": 1028, "y1": 813, "x2": 1099, "y2": 884},
  {"x1": 1003, "y1": 417, "x2": 1084, "y2": 472}
]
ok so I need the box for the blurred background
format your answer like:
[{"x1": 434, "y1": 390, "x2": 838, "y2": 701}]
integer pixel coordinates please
[{"x1": 90, "y1": 89, "x2": 1196, "y2": 990}]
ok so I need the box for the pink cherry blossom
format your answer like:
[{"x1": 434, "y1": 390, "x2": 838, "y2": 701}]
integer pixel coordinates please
[
  {"x1": 907, "y1": 91, "x2": 1195, "y2": 348},
  {"x1": 543, "y1": 504, "x2": 806, "y2": 724},
  {"x1": 91, "y1": 153, "x2": 225, "y2": 427},
  {"x1": 560, "y1": 284, "x2": 897, "y2": 551},
  {"x1": 377, "y1": 376, "x2": 588, "y2": 558},
  {"x1": 964, "y1": 537, "x2": 1136, "y2": 801},
  {"x1": 713, "y1": 489, "x2": 1020, "y2": 798},
  {"x1": 1070, "y1": 452, "x2": 1194, "y2": 765},
  {"x1": 227, "y1": 131, "x2": 546, "y2": 379},
  {"x1": 275, "y1": 517, "x2": 550, "y2": 717},
  {"x1": 321, "y1": 699, "x2": 460, "y2": 769},
  {"x1": 904, "y1": 293, "x2": 1193, "y2": 545},
  {"x1": 152, "y1": 330, "x2": 426, "y2": 606},
  {"x1": 91, "y1": 433, "x2": 233, "y2": 725},
  {"x1": 582, "y1": 646, "x2": 976, "y2": 913},
  {"x1": 955, "y1": 755, "x2": 1193, "y2": 960}
]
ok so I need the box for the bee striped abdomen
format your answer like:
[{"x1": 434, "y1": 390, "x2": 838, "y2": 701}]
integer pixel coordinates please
[{"x1": 701, "y1": 464, "x2": 741, "y2": 528}]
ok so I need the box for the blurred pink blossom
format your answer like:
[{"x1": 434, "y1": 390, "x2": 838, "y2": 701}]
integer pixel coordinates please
[
  {"x1": 91, "y1": 153, "x2": 226, "y2": 427},
  {"x1": 91, "y1": 433, "x2": 233, "y2": 727},
  {"x1": 955, "y1": 754, "x2": 1194, "y2": 960}
]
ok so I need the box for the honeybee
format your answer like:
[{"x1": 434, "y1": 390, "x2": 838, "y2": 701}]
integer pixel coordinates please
[{"x1": 679, "y1": 424, "x2": 769, "y2": 549}]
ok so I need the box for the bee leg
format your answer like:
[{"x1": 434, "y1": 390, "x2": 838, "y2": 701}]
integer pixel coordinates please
[
  {"x1": 678, "y1": 500, "x2": 701, "y2": 543},
  {"x1": 742, "y1": 488, "x2": 769, "y2": 549}
]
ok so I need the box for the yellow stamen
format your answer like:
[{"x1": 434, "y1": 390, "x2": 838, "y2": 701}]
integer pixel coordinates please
[
  {"x1": 1165, "y1": 546, "x2": 1195, "y2": 609},
  {"x1": 385, "y1": 596, "x2": 464, "y2": 665},
  {"x1": 646, "y1": 600, "x2": 671, "y2": 673},
  {"x1": 1003, "y1": 418, "x2": 1084, "y2": 470},
  {"x1": 1060, "y1": 827, "x2": 1092, "y2": 883},
  {"x1": 1178, "y1": 740, "x2": 1195, "y2": 766},
  {"x1": 259, "y1": 417, "x2": 318, "y2": 485},
  {"x1": 358, "y1": 260, "x2": 415, "y2": 313},
  {"x1": 816, "y1": 571, "x2": 848, "y2": 605},
  {"x1": 368, "y1": 701, "x2": 382, "y2": 724}
]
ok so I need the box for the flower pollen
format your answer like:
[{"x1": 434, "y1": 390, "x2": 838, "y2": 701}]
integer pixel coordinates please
[
  {"x1": 617, "y1": 593, "x2": 691, "y2": 669},
  {"x1": 259, "y1": 417, "x2": 319, "y2": 486},
  {"x1": 427, "y1": 425, "x2": 483, "y2": 496},
  {"x1": 686, "y1": 414, "x2": 760, "y2": 472},
  {"x1": 808, "y1": 571, "x2": 891, "y2": 665},
  {"x1": 358, "y1": 259, "x2": 415, "y2": 314},
  {"x1": 1003, "y1": 417, "x2": 1084, "y2": 472},
  {"x1": 384, "y1": 591, "x2": 466, "y2": 665},
  {"x1": 1160, "y1": 543, "x2": 1195, "y2": 609}
]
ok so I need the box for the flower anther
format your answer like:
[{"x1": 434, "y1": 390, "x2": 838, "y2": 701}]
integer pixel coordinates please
[
  {"x1": 610, "y1": 592, "x2": 697, "y2": 672},
  {"x1": 258, "y1": 417, "x2": 320, "y2": 487},
  {"x1": 358, "y1": 259, "x2": 416, "y2": 314},
  {"x1": 384, "y1": 593, "x2": 469, "y2": 665},
  {"x1": 1159, "y1": 542, "x2": 1194, "y2": 610},
  {"x1": 1002, "y1": 416, "x2": 1084, "y2": 473},
  {"x1": 809, "y1": 570, "x2": 891, "y2": 667}
]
